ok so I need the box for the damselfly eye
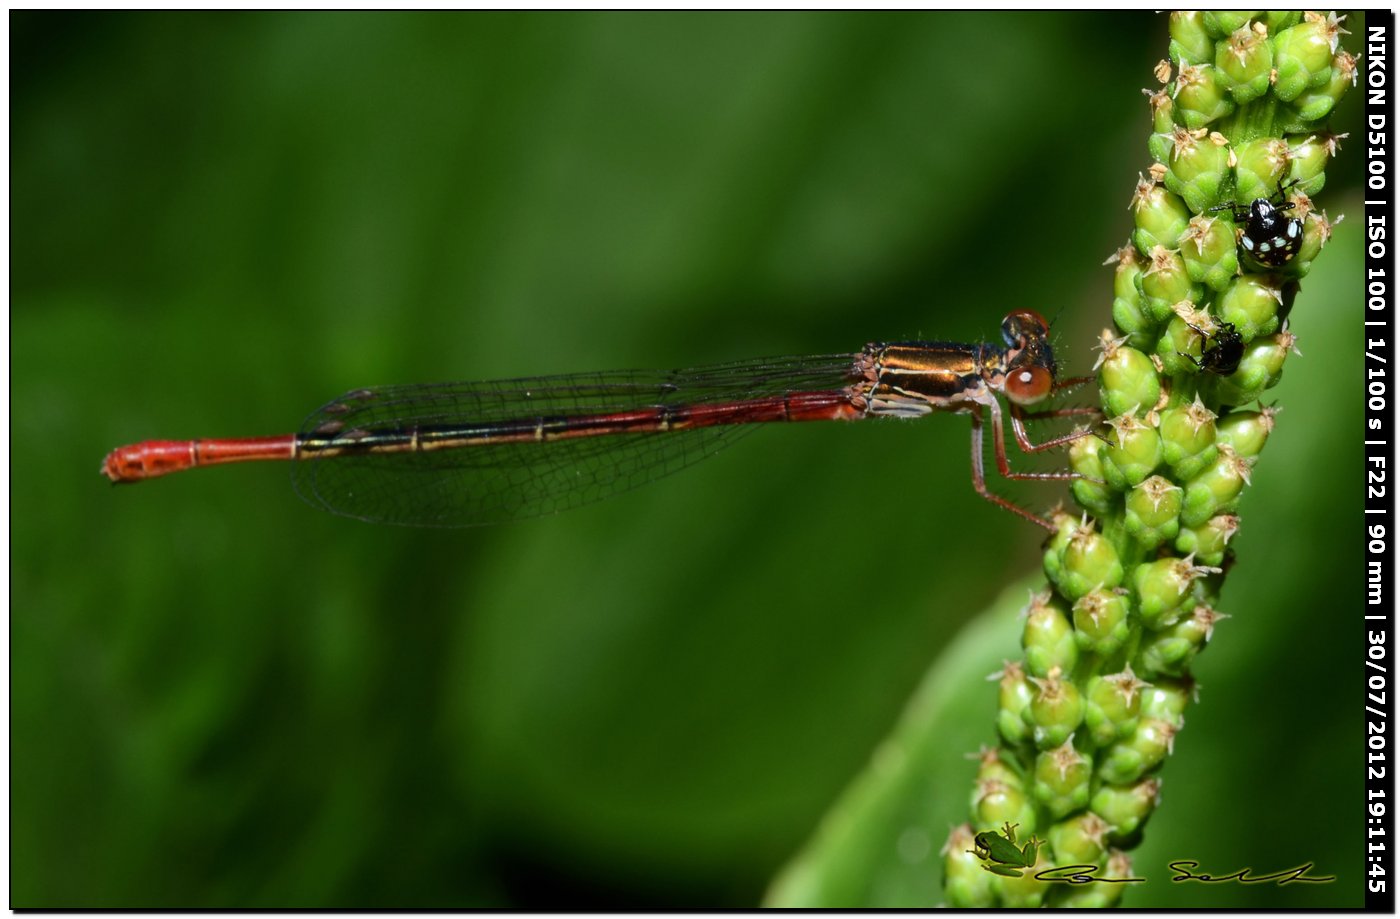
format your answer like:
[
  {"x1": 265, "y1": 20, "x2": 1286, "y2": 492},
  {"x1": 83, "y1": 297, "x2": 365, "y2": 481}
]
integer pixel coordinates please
[
  {"x1": 1004, "y1": 365, "x2": 1053, "y2": 405},
  {"x1": 1001, "y1": 309, "x2": 1050, "y2": 346}
]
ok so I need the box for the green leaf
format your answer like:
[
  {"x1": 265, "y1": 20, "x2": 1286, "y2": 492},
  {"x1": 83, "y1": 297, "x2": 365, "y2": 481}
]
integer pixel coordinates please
[{"x1": 765, "y1": 576, "x2": 1036, "y2": 908}]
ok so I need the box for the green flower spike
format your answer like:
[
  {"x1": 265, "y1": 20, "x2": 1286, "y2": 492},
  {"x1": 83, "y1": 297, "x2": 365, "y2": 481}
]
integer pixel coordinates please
[{"x1": 937, "y1": 12, "x2": 1352, "y2": 907}]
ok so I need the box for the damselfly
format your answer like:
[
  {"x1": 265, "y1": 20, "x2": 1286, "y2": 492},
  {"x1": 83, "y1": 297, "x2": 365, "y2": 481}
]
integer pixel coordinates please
[{"x1": 102, "y1": 310, "x2": 1093, "y2": 531}]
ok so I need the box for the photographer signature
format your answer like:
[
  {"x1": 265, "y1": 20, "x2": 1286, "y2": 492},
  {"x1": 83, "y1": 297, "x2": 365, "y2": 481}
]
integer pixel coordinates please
[{"x1": 1019, "y1": 861, "x2": 1334, "y2": 886}]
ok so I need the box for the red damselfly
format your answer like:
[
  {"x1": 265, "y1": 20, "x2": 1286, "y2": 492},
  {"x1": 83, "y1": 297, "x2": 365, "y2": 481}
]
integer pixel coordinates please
[{"x1": 102, "y1": 310, "x2": 1094, "y2": 531}]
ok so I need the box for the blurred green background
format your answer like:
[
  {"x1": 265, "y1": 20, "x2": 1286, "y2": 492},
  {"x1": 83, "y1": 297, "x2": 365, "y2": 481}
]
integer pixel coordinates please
[{"x1": 12, "y1": 11, "x2": 1366, "y2": 908}]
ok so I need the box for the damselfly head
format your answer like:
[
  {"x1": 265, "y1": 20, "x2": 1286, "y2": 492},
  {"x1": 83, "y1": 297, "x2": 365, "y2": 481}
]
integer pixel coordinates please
[{"x1": 998, "y1": 310, "x2": 1057, "y2": 405}]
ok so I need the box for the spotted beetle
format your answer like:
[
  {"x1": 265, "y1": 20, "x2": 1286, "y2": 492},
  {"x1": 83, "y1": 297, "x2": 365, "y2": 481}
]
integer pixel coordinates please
[{"x1": 1208, "y1": 182, "x2": 1303, "y2": 269}]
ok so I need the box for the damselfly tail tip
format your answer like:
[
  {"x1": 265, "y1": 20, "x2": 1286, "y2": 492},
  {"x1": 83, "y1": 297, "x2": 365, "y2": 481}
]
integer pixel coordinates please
[
  {"x1": 101, "y1": 446, "x2": 135, "y2": 483},
  {"x1": 100, "y1": 441, "x2": 187, "y2": 483}
]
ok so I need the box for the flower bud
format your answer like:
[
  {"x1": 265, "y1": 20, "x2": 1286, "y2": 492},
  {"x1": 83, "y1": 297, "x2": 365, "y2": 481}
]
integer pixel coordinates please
[
  {"x1": 1216, "y1": 275, "x2": 1283, "y2": 339},
  {"x1": 1097, "y1": 339, "x2": 1161, "y2": 420},
  {"x1": 1156, "y1": 301, "x2": 1216, "y2": 375},
  {"x1": 1025, "y1": 667, "x2": 1086, "y2": 750},
  {"x1": 1181, "y1": 444, "x2": 1253, "y2": 526},
  {"x1": 1286, "y1": 132, "x2": 1346, "y2": 196},
  {"x1": 1069, "y1": 433, "x2": 1118, "y2": 516},
  {"x1": 1173, "y1": 62, "x2": 1235, "y2": 129},
  {"x1": 1108, "y1": 246, "x2": 1156, "y2": 347},
  {"x1": 1204, "y1": 331, "x2": 1293, "y2": 406},
  {"x1": 1124, "y1": 475, "x2": 1183, "y2": 549},
  {"x1": 1233, "y1": 137, "x2": 1290, "y2": 202},
  {"x1": 1022, "y1": 591, "x2": 1078, "y2": 678},
  {"x1": 1132, "y1": 554, "x2": 1222, "y2": 630},
  {"x1": 1083, "y1": 666, "x2": 1149, "y2": 748},
  {"x1": 1048, "y1": 518, "x2": 1125, "y2": 601},
  {"x1": 1163, "y1": 127, "x2": 1230, "y2": 214},
  {"x1": 1264, "y1": 11, "x2": 1303, "y2": 32},
  {"x1": 1033, "y1": 737, "x2": 1092, "y2": 820},
  {"x1": 1215, "y1": 406, "x2": 1276, "y2": 458},
  {"x1": 1140, "y1": 675, "x2": 1195, "y2": 727},
  {"x1": 993, "y1": 660, "x2": 1035, "y2": 747},
  {"x1": 1290, "y1": 50, "x2": 1359, "y2": 122},
  {"x1": 943, "y1": 824, "x2": 1000, "y2": 908},
  {"x1": 1178, "y1": 213, "x2": 1239, "y2": 292},
  {"x1": 1073, "y1": 588, "x2": 1132, "y2": 657},
  {"x1": 1046, "y1": 811, "x2": 1110, "y2": 869},
  {"x1": 1158, "y1": 395, "x2": 1219, "y2": 481},
  {"x1": 971, "y1": 772, "x2": 1034, "y2": 831},
  {"x1": 1138, "y1": 604, "x2": 1229, "y2": 678},
  {"x1": 1092, "y1": 778, "x2": 1162, "y2": 841},
  {"x1": 1173, "y1": 513, "x2": 1239, "y2": 567},
  {"x1": 1103, "y1": 411, "x2": 1163, "y2": 490},
  {"x1": 1131, "y1": 176, "x2": 1191, "y2": 253},
  {"x1": 1053, "y1": 850, "x2": 1134, "y2": 908},
  {"x1": 1215, "y1": 22, "x2": 1273, "y2": 104},
  {"x1": 1169, "y1": 12, "x2": 1214, "y2": 66},
  {"x1": 1200, "y1": 11, "x2": 1258, "y2": 36},
  {"x1": 1287, "y1": 209, "x2": 1343, "y2": 275},
  {"x1": 1099, "y1": 717, "x2": 1178, "y2": 784},
  {"x1": 1272, "y1": 13, "x2": 1348, "y2": 103},
  {"x1": 1137, "y1": 245, "x2": 1201, "y2": 324}
]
